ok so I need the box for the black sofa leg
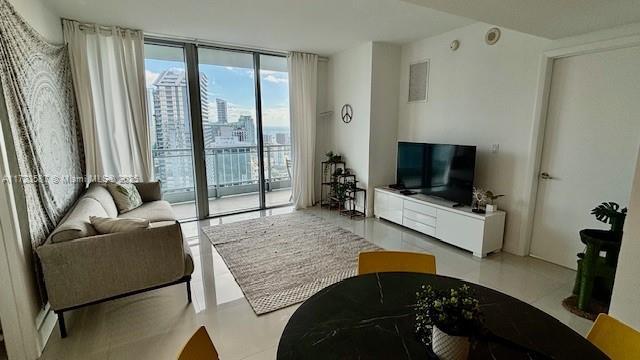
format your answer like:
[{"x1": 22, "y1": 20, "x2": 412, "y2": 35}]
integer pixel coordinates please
[
  {"x1": 57, "y1": 312, "x2": 67, "y2": 338},
  {"x1": 186, "y1": 280, "x2": 192, "y2": 304}
]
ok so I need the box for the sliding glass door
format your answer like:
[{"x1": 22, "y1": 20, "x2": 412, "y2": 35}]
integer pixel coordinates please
[
  {"x1": 144, "y1": 40, "x2": 291, "y2": 219},
  {"x1": 197, "y1": 48, "x2": 260, "y2": 215},
  {"x1": 259, "y1": 55, "x2": 292, "y2": 207}
]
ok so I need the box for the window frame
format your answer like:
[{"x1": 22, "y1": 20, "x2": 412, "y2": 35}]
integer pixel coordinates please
[{"x1": 144, "y1": 36, "x2": 290, "y2": 220}]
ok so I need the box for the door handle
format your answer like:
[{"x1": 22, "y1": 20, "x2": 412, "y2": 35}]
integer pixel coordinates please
[{"x1": 540, "y1": 172, "x2": 555, "y2": 180}]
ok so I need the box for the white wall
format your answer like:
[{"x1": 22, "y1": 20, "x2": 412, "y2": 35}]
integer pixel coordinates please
[
  {"x1": 326, "y1": 42, "x2": 373, "y2": 207},
  {"x1": 368, "y1": 43, "x2": 401, "y2": 212},
  {"x1": 8, "y1": 0, "x2": 62, "y2": 44},
  {"x1": 610, "y1": 147, "x2": 640, "y2": 330},
  {"x1": 398, "y1": 22, "x2": 550, "y2": 254},
  {"x1": 0, "y1": 1, "x2": 62, "y2": 358},
  {"x1": 323, "y1": 42, "x2": 401, "y2": 214}
]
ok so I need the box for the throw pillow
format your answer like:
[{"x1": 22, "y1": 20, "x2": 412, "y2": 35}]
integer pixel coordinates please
[
  {"x1": 106, "y1": 182, "x2": 143, "y2": 213},
  {"x1": 90, "y1": 216, "x2": 150, "y2": 234}
]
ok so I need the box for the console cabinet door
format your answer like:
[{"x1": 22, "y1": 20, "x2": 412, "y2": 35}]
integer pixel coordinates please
[
  {"x1": 374, "y1": 191, "x2": 403, "y2": 224},
  {"x1": 435, "y1": 209, "x2": 484, "y2": 253}
]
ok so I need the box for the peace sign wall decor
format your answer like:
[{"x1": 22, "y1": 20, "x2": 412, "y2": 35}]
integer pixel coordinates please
[{"x1": 341, "y1": 104, "x2": 353, "y2": 124}]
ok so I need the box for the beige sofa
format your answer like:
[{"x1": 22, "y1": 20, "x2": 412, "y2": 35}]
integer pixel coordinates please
[{"x1": 37, "y1": 182, "x2": 193, "y2": 338}]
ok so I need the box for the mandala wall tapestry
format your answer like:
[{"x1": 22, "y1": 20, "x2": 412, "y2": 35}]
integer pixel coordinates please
[{"x1": 0, "y1": 0, "x2": 85, "y2": 300}]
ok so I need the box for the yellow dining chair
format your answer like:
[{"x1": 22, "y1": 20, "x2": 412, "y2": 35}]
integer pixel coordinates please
[
  {"x1": 358, "y1": 251, "x2": 436, "y2": 275},
  {"x1": 587, "y1": 314, "x2": 640, "y2": 359},
  {"x1": 178, "y1": 326, "x2": 219, "y2": 360}
]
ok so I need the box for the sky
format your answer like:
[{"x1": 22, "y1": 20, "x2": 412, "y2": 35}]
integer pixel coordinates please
[{"x1": 145, "y1": 58, "x2": 290, "y2": 128}]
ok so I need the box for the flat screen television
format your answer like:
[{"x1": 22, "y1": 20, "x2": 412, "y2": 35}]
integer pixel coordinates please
[{"x1": 396, "y1": 142, "x2": 476, "y2": 205}]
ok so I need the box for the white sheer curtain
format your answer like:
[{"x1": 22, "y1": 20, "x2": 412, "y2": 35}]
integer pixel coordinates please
[
  {"x1": 63, "y1": 20, "x2": 152, "y2": 181},
  {"x1": 288, "y1": 52, "x2": 318, "y2": 209}
]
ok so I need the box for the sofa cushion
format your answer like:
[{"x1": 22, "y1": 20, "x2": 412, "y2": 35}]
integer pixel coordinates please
[
  {"x1": 90, "y1": 216, "x2": 150, "y2": 234},
  {"x1": 107, "y1": 182, "x2": 143, "y2": 213},
  {"x1": 118, "y1": 200, "x2": 176, "y2": 223},
  {"x1": 50, "y1": 198, "x2": 107, "y2": 243},
  {"x1": 133, "y1": 181, "x2": 162, "y2": 202},
  {"x1": 84, "y1": 182, "x2": 118, "y2": 217}
]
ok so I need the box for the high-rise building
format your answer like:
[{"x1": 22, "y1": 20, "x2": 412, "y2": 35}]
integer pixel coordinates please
[
  {"x1": 216, "y1": 98, "x2": 228, "y2": 124},
  {"x1": 263, "y1": 133, "x2": 276, "y2": 145},
  {"x1": 151, "y1": 68, "x2": 208, "y2": 192},
  {"x1": 203, "y1": 121, "x2": 215, "y2": 148},
  {"x1": 275, "y1": 132, "x2": 290, "y2": 145},
  {"x1": 151, "y1": 78, "x2": 262, "y2": 194},
  {"x1": 237, "y1": 115, "x2": 256, "y2": 144},
  {"x1": 146, "y1": 88, "x2": 156, "y2": 149}
]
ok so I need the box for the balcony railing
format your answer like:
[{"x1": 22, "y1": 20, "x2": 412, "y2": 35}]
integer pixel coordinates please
[{"x1": 152, "y1": 144, "x2": 291, "y2": 204}]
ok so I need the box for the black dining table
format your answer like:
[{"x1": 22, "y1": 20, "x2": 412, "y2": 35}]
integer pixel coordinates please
[{"x1": 277, "y1": 273, "x2": 608, "y2": 360}]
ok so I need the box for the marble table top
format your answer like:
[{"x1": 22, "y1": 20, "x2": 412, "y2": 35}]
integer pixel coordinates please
[{"x1": 277, "y1": 272, "x2": 607, "y2": 360}]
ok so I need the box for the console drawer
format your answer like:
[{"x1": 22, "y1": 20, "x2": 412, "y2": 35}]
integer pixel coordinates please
[
  {"x1": 374, "y1": 190, "x2": 403, "y2": 224},
  {"x1": 403, "y1": 209, "x2": 436, "y2": 227},
  {"x1": 435, "y1": 209, "x2": 484, "y2": 252},
  {"x1": 402, "y1": 217, "x2": 436, "y2": 237},
  {"x1": 403, "y1": 200, "x2": 437, "y2": 217}
]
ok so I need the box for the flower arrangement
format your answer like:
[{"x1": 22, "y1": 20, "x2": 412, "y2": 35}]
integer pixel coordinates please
[{"x1": 415, "y1": 284, "x2": 482, "y2": 343}]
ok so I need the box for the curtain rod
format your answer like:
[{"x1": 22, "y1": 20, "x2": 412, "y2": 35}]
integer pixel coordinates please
[
  {"x1": 145, "y1": 31, "x2": 329, "y2": 61},
  {"x1": 61, "y1": 18, "x2": 141, "y2": 33}
]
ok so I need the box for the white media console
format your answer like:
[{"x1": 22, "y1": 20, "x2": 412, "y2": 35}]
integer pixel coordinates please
[{"x1": 374, "y1": 187, "x2": 506, "y2": 257}]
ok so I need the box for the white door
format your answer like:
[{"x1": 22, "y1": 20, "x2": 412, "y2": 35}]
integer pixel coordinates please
[{"x1": 530, "y1": 46, "x2": 640, "y2": 269}]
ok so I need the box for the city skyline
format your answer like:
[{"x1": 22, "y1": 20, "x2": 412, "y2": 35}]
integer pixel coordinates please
[
  {"x1": 148, "y1": 68, "x2": 290, "y2": 148},
  {"x1": 145, "y1": 56, "x2": 292, "y2": 197},
  {"x1": 145, "y1": 59, "x2": 290, "y2": 128}
]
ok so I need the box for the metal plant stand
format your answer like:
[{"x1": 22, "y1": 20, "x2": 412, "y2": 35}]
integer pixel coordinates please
[
  {"x1": 340, "y1": 186, "x2": 367, "y2": 219},
  {"x1": 319, "y1": 160, "x2": 365, "y2": 220},
  {"x1": 320, "y1": 161, "x2": 345, "y2": 208}
]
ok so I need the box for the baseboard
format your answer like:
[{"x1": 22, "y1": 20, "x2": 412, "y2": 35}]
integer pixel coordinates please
[{"x1": 35, "y1": 303, "x2": 56, "y2": 355}]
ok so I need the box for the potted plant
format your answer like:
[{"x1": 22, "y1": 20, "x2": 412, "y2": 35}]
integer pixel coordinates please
[
  {"x1": 333, "y1": 181, "x2": 354, "y2": 209},
  {"x1": 472, "y1": 187, "x2": 504, "y2": 213},
  {"x1": 325, "y1": 151, "x2": 342, "y2": 163},
  {"x1": 591, "y1": 202, "x2": 627, "y2": 233},
  {"x1": 415, "y1": 284, "x2": 482, "y2": 360}
]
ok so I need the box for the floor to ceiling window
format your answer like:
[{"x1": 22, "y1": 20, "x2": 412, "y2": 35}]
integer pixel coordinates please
[
  {"x1": 197, "y1": 48, "x2": 260, "y2": 215},
  {"x1": 144, "y1": 40, "x2": 291, "y2": 220},
  {"x1": 259, "y1": 55, "x2": 292, "y2": 207},
  {"x1": 143, "y1": 43, "x2": 198, "y2": 219}
]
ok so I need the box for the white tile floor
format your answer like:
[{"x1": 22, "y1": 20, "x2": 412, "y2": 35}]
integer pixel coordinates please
[{"x1": 39, "y1": 206, "x2": 593, "y2": 360}]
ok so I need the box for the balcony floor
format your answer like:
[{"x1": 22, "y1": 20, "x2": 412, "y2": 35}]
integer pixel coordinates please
[{"x1": 171, "y1": 189, "x2": 291, "y2": 219}]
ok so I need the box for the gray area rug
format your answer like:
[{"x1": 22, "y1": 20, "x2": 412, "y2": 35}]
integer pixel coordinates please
[{"x1": 202, "y1": 211, "x2": 381, "y2": 315}]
